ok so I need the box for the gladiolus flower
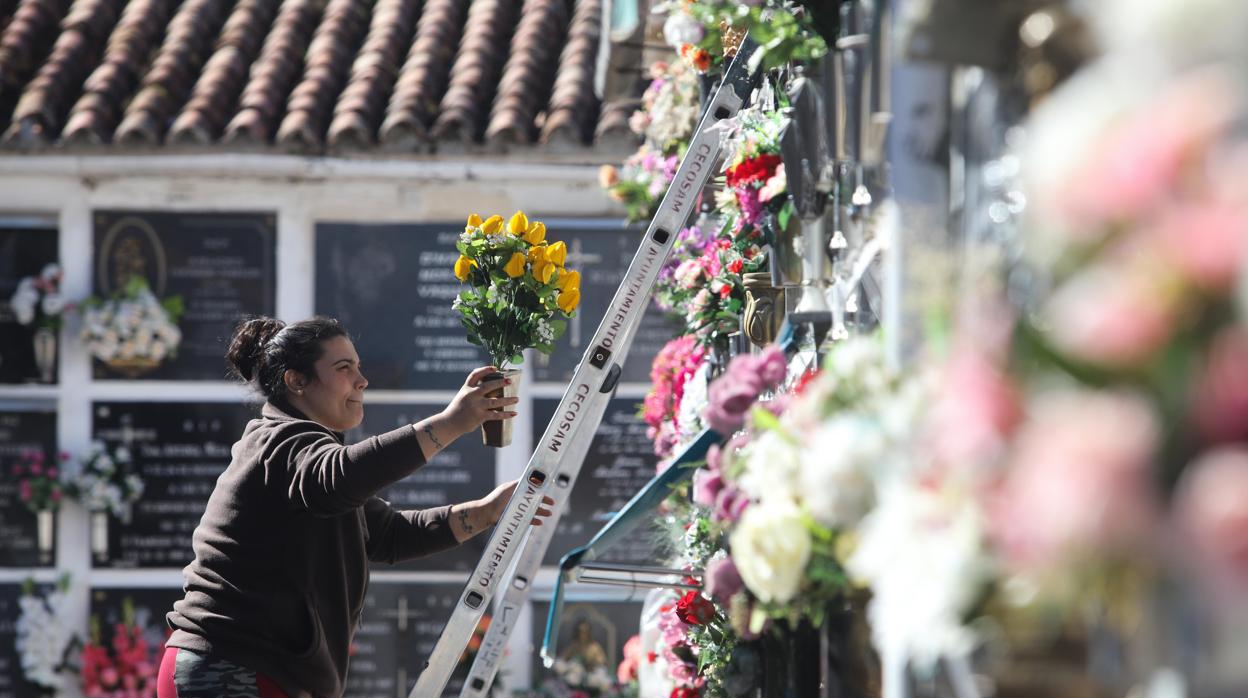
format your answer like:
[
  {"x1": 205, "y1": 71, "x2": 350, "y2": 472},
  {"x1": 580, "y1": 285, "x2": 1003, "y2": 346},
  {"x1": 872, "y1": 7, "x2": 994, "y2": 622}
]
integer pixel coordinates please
[
  {"x1": 481, "y1": 215, "x2": 504, "y2": 235},
  {"x1": 508, "y1": 211, "x2": 528, "y2": 235},
  {"x1": 454, "y1": 255, "x2": 476, "y2": 281},
  {"x1": 557, "y1": 269, "x2": 581, "y2": 292},
  {"x1": 535, "y1": 261, "x2": 556, "y2": 284},
  {"x1": 504, "y1": 252, "x2": 527, "y2": 278},
  {"x1": 547, "y1": 240, "x2": 568, "y2": 267},
  {"x1": 524, "y1": 221, "x2": 547, "y2": 245},
  {"x1": 467, "y1": 213, "x2": 483, "y2": 228},
  {"x1": 557, "y1": 287, "x2": 580, "y2": 313}
]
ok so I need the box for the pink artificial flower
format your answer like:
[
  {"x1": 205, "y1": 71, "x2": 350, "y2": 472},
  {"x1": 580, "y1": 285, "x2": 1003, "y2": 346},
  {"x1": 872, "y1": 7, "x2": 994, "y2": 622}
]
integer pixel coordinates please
[
  {"x1": 735, "y1": 185, "x2": 764, "y2": 227},
  {"x1": 713, "y1": 484, "x2": 749, "y2": 523},
  {"x1": 29, "y1": 461, "x2": 42, "y2": 475},
  {"x1": 924, "y1": 347, "x2": 1021, "y2": 471},
  {"x1": 756, "y1": 346, "x2": 787, "y2": 387},
  {"x1": 990, "y1": 389, "x2": 1160, "y2": 569},
  {"x1": 758, "y1": 163, "x2": 786, "y2": 203},
  {"x1": 47, "y1": 466, "x2": 57, "y2": 478},
  {"x1": 50, "y1": 489, "x2": 62, "y2": 502},
  {"x1": 1044, "y1": 261, "x2": 1180, "y2": 367},
  {"x1": 1192, "y1": 326, "x2": 1248, "y2": 444},
  {"x1": 704, "y1": 556, "x2": 743, "y2": 605},
  {"x1": 100, "y1": 667, "x2": 119, "y2": 688},
  {"x1": 1059, "y1": 68, "x2": 1237, "y2": 229},
  {"x1": 1174, "y1": 447, "x2": 1248, "y2": 596},
  {"x1": 1149, "y1": 196, "x2": 1248, "y2": 293},
  {"x1": 19, "y1": 480, "x2": 32, "y2": 501},
  {"x1": 692, "y1": 468, "x2": 723, "y2": 507}
]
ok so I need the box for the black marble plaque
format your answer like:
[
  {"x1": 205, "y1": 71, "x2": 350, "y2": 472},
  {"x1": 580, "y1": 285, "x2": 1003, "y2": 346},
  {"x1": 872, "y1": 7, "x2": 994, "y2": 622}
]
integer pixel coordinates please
[
  {"x1": 347, "y1": 581, "x2": 470, "y2": 697},
  {"x1": 316, "y1": 223, "x2": 489, "y2": 391},
  {"x1": 344, "y1": 403, "x2": 497, "y2": 573},
  {"x1": 529, "y1": 598, "x2": 643, "y2": 690},
  {"x1": 0, "y1": 409, "x2": 58, "y2": 567},
  {"x1": 92, "y1": 401, "x2": 255, "y2": 568},
  {"x1": 528, "y1": 223, "x2": 682, "y2": 385},
  {"x1": 532, "y1": 398, "x2": 662, "y2": 566},
  {"x1": 92, "y1": 210, "x2": 277, "y2": 381},
  {"x1": 89, "y1": 586, "x2": 180, "y2": 671},
  {"x1": 0, "y1": 225, "x2": 59, "y2": 384},
  {"x1": 0, "y1": 582, "x2": 58, "y2": 697}
]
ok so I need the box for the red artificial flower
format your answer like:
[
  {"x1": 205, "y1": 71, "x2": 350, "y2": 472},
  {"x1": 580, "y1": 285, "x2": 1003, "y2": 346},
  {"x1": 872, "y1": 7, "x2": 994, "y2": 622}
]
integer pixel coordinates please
[
  {"x1": 647, "y1": 651, "x2": 658, "y2": 664},
  {"x1": 727, "y1": 259, "x2": 744, "y2": 274},
  {"x1": 717, "y1": 238, "x2": 731, "y2": 250},
  {"x1": 718, "y1": 284, "x2": 732, "y2": 299},
  {"x1": 671, "y1": 688, "x2": 700, "y2": 698},
  {"x1": 690, "y1": 48, "x2": 711, "y2": 72},
  {"x1": 674, "y1": 590, "x2": 717, "y2": 626},
  {"x1": 794, "y1": 368, "x2": 822, "y2": 395},
  {"x1": 725, "y1": 153, "x2": 782, "y2": 188}
]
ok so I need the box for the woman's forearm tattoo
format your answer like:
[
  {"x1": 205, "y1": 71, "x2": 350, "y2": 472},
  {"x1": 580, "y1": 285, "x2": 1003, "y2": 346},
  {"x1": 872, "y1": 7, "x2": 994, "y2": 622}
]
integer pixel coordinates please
[
  {"x1": 458, "y1": 508, "x2": 474, "y2": 534},
  {"x1": 423, "y1": 424, "x2": 446, "y2": 452}
]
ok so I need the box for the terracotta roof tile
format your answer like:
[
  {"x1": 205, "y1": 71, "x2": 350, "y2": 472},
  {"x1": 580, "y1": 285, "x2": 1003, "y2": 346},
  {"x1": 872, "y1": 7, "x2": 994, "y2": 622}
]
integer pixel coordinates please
[
  {"x1": 484, "y1": 0, "x2": 568, "y2": 146},
  {"x1": 539, "y1": 0, "x2": 598, "y2": 146},
  {"x1": 115, "y1": 0, "x2": 232, "y2": 144},
  {"x1": 326, "y1": 0, "x2": 416, "y2": 149},
  {"x1": 430, "y1": 0, "x2": 520, "y2": 145},
  {"x1": 166, "y1": 0, "x2": 279, "y2": 145},
  {"x1": 377, "y1": 0, "x2": 466, "y2": 149},
  {"x1": 0, "y1": 0, "x2": 71, "y2": 128},
  {"x1": 223, "y1": 0, "x2": 323, "y2": 145},
  {"x1": 0, "y1": 0, "x2": 638, "y2": 153},
  {"x1": 5, "y1": 0, "x2": 120, "y2": 145},
  {"x1": 61, "y1": 0, "x2": 173, "y2": 145}
]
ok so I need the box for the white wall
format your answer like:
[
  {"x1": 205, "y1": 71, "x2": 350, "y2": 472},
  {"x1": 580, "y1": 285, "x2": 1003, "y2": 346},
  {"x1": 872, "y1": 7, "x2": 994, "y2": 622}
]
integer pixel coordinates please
[{"x1": 0, "y1": 153, "x2": 649, "y2": 696}]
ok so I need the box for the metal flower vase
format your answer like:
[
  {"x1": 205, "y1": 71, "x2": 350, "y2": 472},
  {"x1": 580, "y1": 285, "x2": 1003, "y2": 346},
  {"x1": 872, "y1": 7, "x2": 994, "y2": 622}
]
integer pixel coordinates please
[
  {"x1": 36, "y1": 509, "x2": 55, "y2": 564},
  {"x1": 481, "y1": 369, "x2": 521, "y2": 448},
  {"x1": 32, "y1": 327, "x2": 56, "y2": 383},
  {"x1": 91, "y1": 510, "x2": 110, "y2": 563}
]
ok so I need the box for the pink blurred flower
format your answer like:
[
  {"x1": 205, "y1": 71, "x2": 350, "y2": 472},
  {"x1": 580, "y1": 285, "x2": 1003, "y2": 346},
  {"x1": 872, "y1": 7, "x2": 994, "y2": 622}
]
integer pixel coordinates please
[
  {"x1": 1060, "y1": 68, "x2": 1237, "y2": 228},
  {"x1": 692, "y1": 468, "x2": 723, "y2": 507},
  {"x1": 713, "y1": 484, "x2": 749, "y2": 523},
  {"x1": 1150, "y1": 196, "x2": 1248, "y2": 293},
  {"x1": 925, "y1": 348, "x2": 1021, "y2": 470},
  {"x1": 756, "y1": 346, "x2": 787, "y2": 387},
  {"x1": 1044, "y1": 262, "x2": 1180, "y2": 367},
  {"x1": 1192, "y1": 326, "x2": 1248, "y2": 444},
  {"x1": 19, "y1": 480, "x2": 31, "y2": 501},
  {"x1": 1174, "y1": 447, "x2": 1248, "y2": 595},
  {"x1": 990, "y1": 389, "x2": 1160, "y2": 569},
  {"x1": 704, "y1": 556, "x2": 744, "y2": 605}
]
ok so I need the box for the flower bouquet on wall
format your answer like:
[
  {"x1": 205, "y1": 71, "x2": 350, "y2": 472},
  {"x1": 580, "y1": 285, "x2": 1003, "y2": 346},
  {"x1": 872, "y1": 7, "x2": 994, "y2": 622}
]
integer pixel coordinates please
[
  {"x1": 11, "y1": 449, "x2": 64, "y2": 564},
  {"x1": 81, "y1": 276, "x2": 183, "y2": 379},
  {"x1": 64, "y1": 441, "x2": 145, "y2": 563},
  {"x1": 453, "y1": 212, "x2": 581, "y2": 446},
  {"x1": 16, "y1": 576, "x2": 79, "y2": 694},
  {"x1": 8, "y1": 263, "x2": 70, "y2": 382},
  {"x1": 80, "y1": 597, "x2": 164, "y2": 698}
]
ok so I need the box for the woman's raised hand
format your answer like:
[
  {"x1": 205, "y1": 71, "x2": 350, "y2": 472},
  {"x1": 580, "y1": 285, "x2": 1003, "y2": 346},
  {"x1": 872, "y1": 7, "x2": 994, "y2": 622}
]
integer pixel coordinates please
[{"x1": 440, "y1": 366, "x2": 519, "y2": 436}]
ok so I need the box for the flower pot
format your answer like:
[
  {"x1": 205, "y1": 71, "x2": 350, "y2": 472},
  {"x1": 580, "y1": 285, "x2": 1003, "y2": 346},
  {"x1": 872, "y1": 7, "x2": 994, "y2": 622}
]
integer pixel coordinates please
[
  {"x1": 91, "y1": 511, "x2": 110, "y2": 563},
  {"x1": 481, "y1": 369, "x2": 521, "y2": 448},
  {"x1": 743, "y1": 272, "x2": 786, "y2": 348},
  {"x1": 36, "y1": 509, "x2": 54, "y2": 564},
  {"x1": 32, "y1": 327, "x2": 56, "y2": 383}
]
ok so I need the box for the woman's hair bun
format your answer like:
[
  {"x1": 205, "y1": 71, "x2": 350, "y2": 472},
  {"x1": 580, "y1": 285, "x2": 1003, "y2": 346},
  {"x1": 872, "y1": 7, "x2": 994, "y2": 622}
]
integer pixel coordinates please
[{"x1": 226, "y1": 317, "x2": 285, "y2": 382}]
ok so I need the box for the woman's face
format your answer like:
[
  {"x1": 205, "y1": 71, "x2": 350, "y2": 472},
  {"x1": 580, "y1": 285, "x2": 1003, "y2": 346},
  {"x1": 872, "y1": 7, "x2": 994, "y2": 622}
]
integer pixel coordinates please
[{"x1": 291, "y1": 336, "x2": 368, "y2": 431}]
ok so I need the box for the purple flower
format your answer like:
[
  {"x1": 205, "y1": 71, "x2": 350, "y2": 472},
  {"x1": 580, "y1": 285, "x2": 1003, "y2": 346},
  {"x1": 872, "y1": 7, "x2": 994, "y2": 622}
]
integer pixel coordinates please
[
  {"x1": 713, "y1": 484, "x2": 750, "y2": 523},
  {"x1": 736, "y1": 186, "x2": 764, "y2": 226},
  {"x1": 692, "y1": 468, "x2": 724, "y2": 507},
  {"x1": 757, "y1": 346, "x2": 787, "y2": 387},
  {"x1": 704, "y1": 556, "x2": 743, "y2": 605}
]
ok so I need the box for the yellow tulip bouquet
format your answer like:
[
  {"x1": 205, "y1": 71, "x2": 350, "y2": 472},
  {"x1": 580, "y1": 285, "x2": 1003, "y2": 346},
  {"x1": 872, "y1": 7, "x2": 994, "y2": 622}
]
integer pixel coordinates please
[{"x1": 453, "y1": 211, "x2": 581, "y2": 368}]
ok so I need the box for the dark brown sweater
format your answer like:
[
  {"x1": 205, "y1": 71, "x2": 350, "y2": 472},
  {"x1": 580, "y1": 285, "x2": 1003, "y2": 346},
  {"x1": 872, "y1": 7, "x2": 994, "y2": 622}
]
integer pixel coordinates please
[{"x1": 165, "y1": 400, "x2": 457, "y2": 698}]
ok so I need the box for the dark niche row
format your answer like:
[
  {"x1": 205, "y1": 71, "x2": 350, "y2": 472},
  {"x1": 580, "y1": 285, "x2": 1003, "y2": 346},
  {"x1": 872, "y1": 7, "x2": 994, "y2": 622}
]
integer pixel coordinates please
[{"x1": 2, "y1": 215, "x2": 675, "y2": 386}]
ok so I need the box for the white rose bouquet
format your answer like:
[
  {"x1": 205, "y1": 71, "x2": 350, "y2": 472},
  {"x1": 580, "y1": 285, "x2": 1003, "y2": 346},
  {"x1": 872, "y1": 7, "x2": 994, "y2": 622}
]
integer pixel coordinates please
[
  {"x1": 8, "y1": 263, "x2": 69, "y2": 329},
  {"x1": 80, "y1": 276, "x2": 183, "y2": 374},
  {"x1": 63, "y1": 441, "x2": 145, "y2": 522}
]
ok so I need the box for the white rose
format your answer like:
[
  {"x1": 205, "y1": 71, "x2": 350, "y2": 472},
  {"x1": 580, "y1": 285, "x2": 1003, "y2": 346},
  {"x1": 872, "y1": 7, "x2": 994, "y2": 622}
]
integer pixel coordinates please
[
  {"x1": 149, "y1": 340, "x2": 167, "y2": 361},
  {"x1": 117, "y1": 341, "x2": 136, "y2": 359},
  {"x1": 799, "y1": 416, "x2": 883, "y2": 528},
  {"x1": 41, "y1": 293, "x2": 64, "y2": 316},
  {"x1": 12, "y1": 297, "x2": 35, "y2": 325},
  {"x1": 39, "y1": 263, "x2": 59, "y2": 282},
  {"x1": 737, "y1": 429, "x2": 803, "y2": 505},
  {"x1": 730, "y1": 498, "x2": 811, "y2": 603}
]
